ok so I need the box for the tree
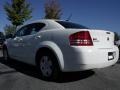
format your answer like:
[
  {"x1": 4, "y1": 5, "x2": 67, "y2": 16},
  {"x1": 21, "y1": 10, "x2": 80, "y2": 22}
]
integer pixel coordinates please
[
  {"x1": 4, "y1": 24, "x2": 16, "y2": 36},
  {"x1": 4, "y1": 0, "x2": 32, "y2": 27},
  {"x1": 44, "y1": 0, "x2": 62, "y2": 19}
]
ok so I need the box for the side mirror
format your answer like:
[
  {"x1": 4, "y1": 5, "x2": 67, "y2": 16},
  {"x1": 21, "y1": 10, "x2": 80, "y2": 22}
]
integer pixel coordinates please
[{"x1": 5, "y1": 34, "x2": 14, "y2": 39}]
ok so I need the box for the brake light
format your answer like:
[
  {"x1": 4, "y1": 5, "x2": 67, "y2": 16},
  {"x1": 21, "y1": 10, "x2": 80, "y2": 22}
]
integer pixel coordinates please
[{"x1": 69, "y1": 31, "x2": 93, "y2": 46}]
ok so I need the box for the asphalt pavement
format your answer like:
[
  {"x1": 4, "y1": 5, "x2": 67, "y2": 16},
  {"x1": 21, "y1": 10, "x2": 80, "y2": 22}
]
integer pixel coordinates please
[{"x1": 0, "y1": 50, "x2": 120, "y2": 90}]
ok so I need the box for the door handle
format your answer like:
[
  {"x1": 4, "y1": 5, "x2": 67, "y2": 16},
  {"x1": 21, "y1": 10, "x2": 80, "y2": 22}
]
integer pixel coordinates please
[
  {"x1": 14, "y1": 37, "x2": 23, "y2": 42},
  {"x1": 35, "y1": 35, "x2": 41, "y2": 39},
  {"x1": 18, "y1": 38, "x2": 23, "y2": 42}
]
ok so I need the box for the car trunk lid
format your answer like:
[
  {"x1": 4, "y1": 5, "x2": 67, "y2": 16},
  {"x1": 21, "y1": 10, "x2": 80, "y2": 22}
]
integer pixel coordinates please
[{"x1": 88, "y1": 30, "x2": 114, "y2": 48}]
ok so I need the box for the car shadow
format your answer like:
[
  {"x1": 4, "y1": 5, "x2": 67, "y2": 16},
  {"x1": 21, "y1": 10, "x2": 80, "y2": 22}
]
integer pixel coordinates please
[
  {"x1": 117, "y1": 59, "x2": 120, "y2": 64},
  {"x1": 55, "y1": 70, "x2": 95, "y2": 83},
  {"x1": 0, "y1": 57, "x2": 95, "y2": 83}
]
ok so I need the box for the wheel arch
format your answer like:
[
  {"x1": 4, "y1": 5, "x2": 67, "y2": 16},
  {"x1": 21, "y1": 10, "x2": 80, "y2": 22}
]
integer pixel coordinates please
[{"x1": 35, "y1": 41, "x2": 64, "y2": 71}]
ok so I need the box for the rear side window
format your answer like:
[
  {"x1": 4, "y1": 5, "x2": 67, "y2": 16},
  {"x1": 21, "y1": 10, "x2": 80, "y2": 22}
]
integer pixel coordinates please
[{"x1": 56, "y1": 21, "x2": 88, "y2": 29}]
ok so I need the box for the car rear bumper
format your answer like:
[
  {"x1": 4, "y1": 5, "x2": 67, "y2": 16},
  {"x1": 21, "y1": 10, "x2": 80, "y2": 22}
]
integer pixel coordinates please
[
  {"x1": 63, "y1": 60, "x2": 117, "y2": 72},
  {"x1": 62, "y1": 46, "x2": 119, "y2": 72}
]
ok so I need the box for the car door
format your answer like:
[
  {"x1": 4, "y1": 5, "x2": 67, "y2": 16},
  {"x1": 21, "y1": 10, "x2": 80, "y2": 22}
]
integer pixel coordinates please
[
  {"x1": 16, "y1": 23, "x2": 45, "y2": 64},
  {"x1": 8, "y1": 25, "x2": 31, "y2": 60}
]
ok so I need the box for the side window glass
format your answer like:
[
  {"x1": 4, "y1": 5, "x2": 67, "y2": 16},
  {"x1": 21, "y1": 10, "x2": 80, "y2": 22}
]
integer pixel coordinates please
[
  {"x1": 15, "y1": 23, "x2": 45, "y2": 37},
  {"x1": 31, "y1": 27, "x2": 37, "y2": 35},
  {"x1": 30, "y1": 23, "x2": 45, "y2": 35},
  {"x1": 19, "y1": 28, "x2": 26, "y2": 36},
  {"x1": 15, "y1": 27, "x2": 27, "y2": 37},
  {"x1": 23, "y1": 26, "x2": 31, "y2": 36},
  {"x1": 15, "y1": 25, "x2": 30, "y2": 37}
]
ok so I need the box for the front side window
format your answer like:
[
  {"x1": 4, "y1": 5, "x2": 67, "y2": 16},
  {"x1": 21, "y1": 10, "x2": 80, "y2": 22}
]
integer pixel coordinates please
[
  {"x1": 56, "y1": 21, "x2": 88, "y2": 29},
  {"x1": 30, "y1": 23, "x2": 45, "y2": 35},
  {"x1": 15, "y1": 23, "x2": 45, "y2": 37},
  {"x1": 15, "y1": 26, "x2": 29, "y2": 37}
]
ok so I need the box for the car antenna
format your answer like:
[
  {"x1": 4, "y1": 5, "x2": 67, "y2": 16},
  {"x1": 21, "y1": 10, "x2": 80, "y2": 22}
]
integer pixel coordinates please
[{"x1": 66, "y1": 14, "x2": 72, "y2": 21}]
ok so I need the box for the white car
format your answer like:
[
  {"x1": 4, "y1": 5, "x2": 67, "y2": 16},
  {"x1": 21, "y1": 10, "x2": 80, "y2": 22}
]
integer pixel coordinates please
[{"x1": 3, "y1": 19, "x2": 119, "y2": 80}]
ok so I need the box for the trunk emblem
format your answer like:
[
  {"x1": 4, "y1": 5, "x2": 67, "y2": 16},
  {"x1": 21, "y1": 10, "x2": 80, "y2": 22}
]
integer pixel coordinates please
[{"x1": 93, "y1": 38, "x2": 99, "y2": 42}]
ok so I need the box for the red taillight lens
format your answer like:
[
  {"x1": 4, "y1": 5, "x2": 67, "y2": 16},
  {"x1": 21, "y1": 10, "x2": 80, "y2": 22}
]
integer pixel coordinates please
[{"x1": 69, "y1": 31, "x2": 93, "y2": 46}]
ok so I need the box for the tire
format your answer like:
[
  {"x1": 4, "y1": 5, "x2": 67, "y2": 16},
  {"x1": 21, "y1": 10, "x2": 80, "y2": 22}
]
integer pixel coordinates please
[
  {"x1": 3, "y1": 47, "x2": 9, "y2": 61},
  {"x1": 37, "y1": 51, "x2": 61, "y2": 80}
]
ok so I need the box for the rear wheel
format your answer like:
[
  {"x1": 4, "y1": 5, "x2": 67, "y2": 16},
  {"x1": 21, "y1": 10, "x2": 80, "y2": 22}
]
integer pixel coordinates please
[{"x1": 37, "y1": 50, "x2": 61, "y2": 80}]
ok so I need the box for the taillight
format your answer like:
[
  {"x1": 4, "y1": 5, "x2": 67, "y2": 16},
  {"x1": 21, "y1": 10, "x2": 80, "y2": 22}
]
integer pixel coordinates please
[{"x1": 69, "y1": 31, "x2": 93, "y2": 46}]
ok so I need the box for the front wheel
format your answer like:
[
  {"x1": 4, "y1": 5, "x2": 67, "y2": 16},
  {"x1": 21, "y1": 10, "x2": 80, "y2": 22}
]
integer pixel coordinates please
[{"x1": 37, "y1": 51, "x2": 61, "y2": 80}]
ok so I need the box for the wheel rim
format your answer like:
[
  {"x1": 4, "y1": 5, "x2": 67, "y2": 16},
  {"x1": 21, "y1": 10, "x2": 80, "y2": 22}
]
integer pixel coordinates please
[
  {"x1": 3, "y1": 49, "x2": 8, "y2": 60},
  {"x1": 40, "y1": 56, "x2": 53, "y2": 77}
]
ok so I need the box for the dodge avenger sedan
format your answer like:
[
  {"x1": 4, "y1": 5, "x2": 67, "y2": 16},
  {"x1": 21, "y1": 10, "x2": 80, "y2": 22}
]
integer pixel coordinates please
[{"x1": 3, "y1": 19, "x2": 119, "y2": 80}]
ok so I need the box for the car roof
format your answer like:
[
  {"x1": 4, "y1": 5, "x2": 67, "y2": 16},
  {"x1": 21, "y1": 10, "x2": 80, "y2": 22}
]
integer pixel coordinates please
[{"x1": 17, "y1": 19, "x2": 65, "y2": 31}]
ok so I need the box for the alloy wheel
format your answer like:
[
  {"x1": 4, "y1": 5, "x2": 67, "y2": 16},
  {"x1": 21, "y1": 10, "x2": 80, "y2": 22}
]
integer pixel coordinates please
[{"x1": 40, "y1": 56, "x2": 53, "y2": 77}]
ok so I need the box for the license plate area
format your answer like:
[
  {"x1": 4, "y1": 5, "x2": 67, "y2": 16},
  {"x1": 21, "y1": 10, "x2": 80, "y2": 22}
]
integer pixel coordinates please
[{"x1": 108, "y1": 52, "x2": 115, "y2": 61}]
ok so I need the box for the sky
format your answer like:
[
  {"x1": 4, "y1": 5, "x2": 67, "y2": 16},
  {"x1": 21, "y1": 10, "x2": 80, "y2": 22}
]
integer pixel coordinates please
[{"x1": 0, "y1": 0, "x2": 120, "y2": 34}]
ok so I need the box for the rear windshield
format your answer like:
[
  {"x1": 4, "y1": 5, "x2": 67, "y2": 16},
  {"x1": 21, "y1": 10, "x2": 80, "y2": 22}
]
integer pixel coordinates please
[{"x1": 56, "y1": 21, "x2": 88, "y2": 29}]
